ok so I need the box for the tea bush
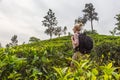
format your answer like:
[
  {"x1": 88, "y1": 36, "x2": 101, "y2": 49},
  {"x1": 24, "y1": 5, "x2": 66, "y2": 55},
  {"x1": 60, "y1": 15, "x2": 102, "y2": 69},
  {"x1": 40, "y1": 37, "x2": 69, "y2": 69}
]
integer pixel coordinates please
[{"x1": 0, "y1": 35, "x2": 120, "y2": 79}]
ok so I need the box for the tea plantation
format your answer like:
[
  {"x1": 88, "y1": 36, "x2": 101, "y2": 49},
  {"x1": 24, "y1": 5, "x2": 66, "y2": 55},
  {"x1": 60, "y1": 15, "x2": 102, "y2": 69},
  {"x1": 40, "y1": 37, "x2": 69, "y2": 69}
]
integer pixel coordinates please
[{"x1": 0, "y1": 34, "x2": 120, "y2": 80}]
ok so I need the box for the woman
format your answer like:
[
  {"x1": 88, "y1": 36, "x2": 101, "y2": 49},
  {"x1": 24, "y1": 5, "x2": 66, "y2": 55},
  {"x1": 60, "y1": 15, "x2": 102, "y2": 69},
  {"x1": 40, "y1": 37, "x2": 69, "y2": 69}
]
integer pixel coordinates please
[{"x1": 70, "y1": 23, "x2": 83, "y2": 70}]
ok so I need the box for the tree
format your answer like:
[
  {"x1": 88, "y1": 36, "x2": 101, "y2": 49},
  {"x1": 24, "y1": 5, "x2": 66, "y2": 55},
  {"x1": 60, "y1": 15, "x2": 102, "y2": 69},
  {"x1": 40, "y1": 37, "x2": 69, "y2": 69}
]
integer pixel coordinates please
[
  {"x1": 29, "y1": 37, "x2": 40, "y2": 43},
  {"x1": 115, "y1": 14, "x2": 120, "y2": 35},
  {"x1": 75, "y1": 16, "x2": 87, "y2": 25},
  {"x1": 11, "y1": 35, "x2": 18, "y2": 46},
  {"x1": 22, "y1": 42, "x2": 25, "y2": 45},
  {"x1": 42, "y1": 9, "x2": 58, "y2": 39},
  {"x1": 6, "y1": 35, "x2": 18, "y2": 48},
  {"x1": 54, "y1": 26, "x2": 67, "y2": 37},
  {"x1": 0, "y1": 43, "x2": 2, "y2": 48},
  {"x1": 83, "y1": 3, "x2": 99, "y2": 32},
  {"x1": 84, "y1": 29, "x2": 98, "y2": 35},
  {"x1": 63, "y1": 26, "x2": 67, "y2": 35},
  {"x1": 68, "y1": 32, "x2": 72, "y2": 36},
  {"x1": 54, "y1": 26, "x2": 62, "y2": 37},
  {"x1": 109, "y1": 27, "x2": 117, "y2": 36},
  {"x1": 6, "y1": 44, "x2": 10, "y2": 48}
]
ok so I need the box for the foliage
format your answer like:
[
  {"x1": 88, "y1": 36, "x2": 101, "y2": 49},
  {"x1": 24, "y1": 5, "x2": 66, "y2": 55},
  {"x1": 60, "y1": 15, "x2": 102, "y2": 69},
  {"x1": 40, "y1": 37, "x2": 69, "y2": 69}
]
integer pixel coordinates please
[
  {"x1": 68, "y1": 32, "x2": 72, "y2": 36},
  {"x1": 6, "y1": 35, "x2": 18, "y2": 48},
  {"x1": 54, "y1": 59, "x2": 120, "y2": 80},
  {"x1": 11, "y1": 35, "x2": 18, "y2": 46},
  {"x1": 54, "y1": 26, "x2": 62, "y2": 37},
  {"x1": 42, "y1": 9, "x2": 58, "y2": 39},
  {"x1": 83, "y1": 3, "x2": 99, "y2": 32},
  {"x1": 54, "y1": 26, "x2": 67, "y2": 37},
  {"x1": 75, "y1": 16, "x2": 87, "y2": 25},
  {"x1": 29, "y1": 37, "x2": 40, "y2": 43},
  {"x1": 63, "y1": 26, "x2": 67, "y2": 35},
  {"x1": 115, "y1": 14, "x2": 120, "y2": 30},
  {"x1": 84, "y1": 29, "x2": 98, "y2": 35},
  {"x1": 0, "y1": 43, "x2": 2, "y2": 48},
  {"x1": 115, "y1": 14, "x2": 120, "y2": 35},
  {"x1": 109, "y1": 27, "x2": 118, "y2": 36},
  {"x1": 0, "y1": 34, "x2": 120, "y2": 79}
]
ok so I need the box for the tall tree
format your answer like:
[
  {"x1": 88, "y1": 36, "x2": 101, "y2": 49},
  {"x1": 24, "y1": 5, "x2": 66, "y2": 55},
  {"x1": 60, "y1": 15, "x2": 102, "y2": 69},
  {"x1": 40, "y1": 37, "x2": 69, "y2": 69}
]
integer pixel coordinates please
[
  {"x1": 75, "y1": 16, "x2": 87, "y2": 25},
  {"x1": 6, "y1": 35, "x2": 18, "y2": 47},
  {"x1": 63, "y1": 26, "x2": 67, "y2": 35},
  {"x1": 83, "y1": 3, "x2": 99, "y2": 32},
  {"x1": 115, "y1": 14, "x2": 120, "y2": 35},
  {"x1": 11, "y1": 35, "x2": 18, "y2": 46},
  {"x1": 54, "y1": 26, "x2": 62, "y2": 37},
  {"x1": 6, "y1": 44, "x2": 10, "y2": 48},
  {"x1": 42, "y1": 9, "x2": 58, "y2": 39},
  {"x1": 29, "y1": 37, "x2": 40, "y2": 43}
]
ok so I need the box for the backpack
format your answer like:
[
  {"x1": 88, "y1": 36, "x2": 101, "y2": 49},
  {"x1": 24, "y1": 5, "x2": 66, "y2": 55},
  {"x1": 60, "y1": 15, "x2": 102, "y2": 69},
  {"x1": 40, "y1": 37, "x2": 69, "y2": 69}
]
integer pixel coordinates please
[{"x1": 77, "y1": 33, "x2": 93, "y2": 54}]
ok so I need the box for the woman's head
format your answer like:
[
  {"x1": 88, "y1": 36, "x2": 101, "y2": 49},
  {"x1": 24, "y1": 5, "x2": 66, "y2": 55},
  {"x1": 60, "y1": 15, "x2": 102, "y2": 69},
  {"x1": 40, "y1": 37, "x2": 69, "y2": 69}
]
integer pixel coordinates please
[{"x1": 73, "y1": 23, "x2": 83, "y2": 33}]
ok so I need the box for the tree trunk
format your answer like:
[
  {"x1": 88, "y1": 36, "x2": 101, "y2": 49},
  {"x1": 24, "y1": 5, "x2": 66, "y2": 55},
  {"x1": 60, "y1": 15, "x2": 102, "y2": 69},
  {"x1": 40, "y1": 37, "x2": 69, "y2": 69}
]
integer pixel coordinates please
[
  {"x1": 58, "y1": 34, "x2": 60, "y2": 37},
  {"x1": 50, "y1": 33, "x2": 52, "y2": 39},
  {"x1": 91, "y1": 20, "x2": 93, "y2": 33}
]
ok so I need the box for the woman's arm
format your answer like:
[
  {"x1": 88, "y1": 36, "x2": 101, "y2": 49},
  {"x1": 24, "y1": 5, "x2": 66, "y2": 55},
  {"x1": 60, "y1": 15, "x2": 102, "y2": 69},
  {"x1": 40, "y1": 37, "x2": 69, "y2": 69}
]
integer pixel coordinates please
[
  {"x1": 71, "y1": 36, "x2": 75, "y2": 48},
  {"x1": 71, "y1": 34, "x2": 79, "y2": 47}
]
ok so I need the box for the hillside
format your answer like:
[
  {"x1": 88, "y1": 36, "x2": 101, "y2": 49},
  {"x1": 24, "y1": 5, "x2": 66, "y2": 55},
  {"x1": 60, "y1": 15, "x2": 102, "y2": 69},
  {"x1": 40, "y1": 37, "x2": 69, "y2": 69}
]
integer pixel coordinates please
[{"x1": 0, "y1": 34, "x2": 120, "y2": 80}]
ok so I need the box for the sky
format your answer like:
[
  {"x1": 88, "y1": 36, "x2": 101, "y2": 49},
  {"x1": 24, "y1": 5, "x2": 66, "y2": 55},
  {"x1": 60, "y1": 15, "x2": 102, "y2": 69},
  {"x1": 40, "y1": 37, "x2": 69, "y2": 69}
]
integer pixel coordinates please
[{"x1": 0, "y1": 0, "x2": 120, "y2": 46}]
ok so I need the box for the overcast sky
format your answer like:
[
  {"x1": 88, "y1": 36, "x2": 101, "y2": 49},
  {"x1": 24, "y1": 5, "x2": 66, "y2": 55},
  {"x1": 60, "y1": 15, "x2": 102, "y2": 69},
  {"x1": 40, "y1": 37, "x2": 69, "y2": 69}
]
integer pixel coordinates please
[{"x1": 0, "y1": 0, "x2": 120, "y2": 46}]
